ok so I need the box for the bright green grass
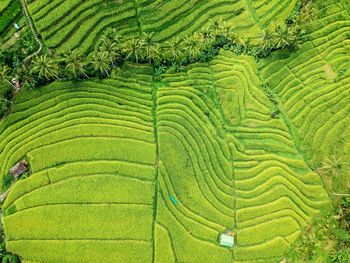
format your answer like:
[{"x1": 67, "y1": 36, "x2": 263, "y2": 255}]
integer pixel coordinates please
[
  {"x1": 260, "y1": 0, "x2": 350, "y2": 169},
  {"x1": 1, "y1": 53, "x2": 331, "y2": 262},
  {"x1": 25, "y1": 0, "x2": 298, "y2": 54},
  {"x1": 3, "y1": 0, "x2": 350, "y2": 261}
]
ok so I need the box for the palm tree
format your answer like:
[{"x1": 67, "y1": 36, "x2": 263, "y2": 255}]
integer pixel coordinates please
[
  {"x1": 99, "y1": 38, "x2": 120, "y2": 66},
  {"x1": 260, "y1": 28, "x2": 274, "y2": 51},
  {"x1": 141, "y1": 32, "x2": 157, "y2": 63},
  {"x1": 200, "y1": 27, "x2": 215, "y2": 48},
  {"x1": 0, "y1": 66, "x2": 16, "y2": 89},
  {"x1": 298, "y1": 1, "x2": 317, "y2": 24},
  {"x1": 123, "y1": 38, "x2": 144, "y2": 63},
  {"x1": 31, "y1": 55, "x2": 59, "y2": 81},
  {"x1": 90, "y1": 51, "x2": 111, "y2": 76},
  {"x1": 318, "y1": 152, "x2": 349, "y2": 190},
  {"x1": 149, "y1": 43, "x2": 161, "y2": 64},
  {"x1": 63, "y1": 50, "x2": 88, "y2": 79},
  {"x1": 272, "y1": 23, "x2": 296, "y2": 49},
  {"x1": 183, "y1": 35, "x2": 200, "y2": 60},
  {"x1": 15, "y1": 64, "x2": 35, "y2": 89},
  {"x1": 165, "y1": 37, "x2": 183, "y2": 62},
  {"x1": 209, "y1": 19, "x2": 222, "y2": 37},
  {"x1": 221, "y1": 21, "x2": 233, "y2": 39},
  {"x1": 333, "y1": 200, "x2": 350, "y2": 231},
  {"x1": 101, "y1": 27, "x2": 122, "y2": 43}
]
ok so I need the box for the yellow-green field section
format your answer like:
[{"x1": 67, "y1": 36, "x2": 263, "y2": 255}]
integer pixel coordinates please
[
  {"x1": 0, "y1": 54, "x2": 330, "y2": 263},
  {"x1": 260, "y1": 0, "x2": 350, "y2": 168},
  {"x1": 25, "y1": 0, "x2": 300, "y2": 53}
]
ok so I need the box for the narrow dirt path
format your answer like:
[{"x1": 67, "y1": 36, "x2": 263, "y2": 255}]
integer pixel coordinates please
[{"x1": 19, "y1": 0, "x2": 43, "y2": 61}]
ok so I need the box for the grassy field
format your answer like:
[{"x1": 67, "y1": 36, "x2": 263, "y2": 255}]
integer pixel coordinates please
[
  {"x1": 25, "y1": 0, "x2": 300, "y2": 54},
  {"x1": 1, "y1": 0, "x2": 350, "y2": 262}
]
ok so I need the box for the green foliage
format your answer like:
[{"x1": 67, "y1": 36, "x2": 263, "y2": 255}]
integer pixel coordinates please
[
  {"x1": 0, "y1": 0, "x2": 21, "y2": 35},
  {"x1": 285, "y1": 197, "x2": 350, "y2": 263},
  {"x1": 1, "y1": 174, "x2": 13, "y2": 193}
]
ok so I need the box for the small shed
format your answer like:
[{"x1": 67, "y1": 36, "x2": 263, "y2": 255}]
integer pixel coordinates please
[
  {"x1": 9, "y1": 160, "x2": 28, "y2": 179},
  {"x1": 219, "y1": 233, "x2": 235, "y2": 248},
  {"x1": 14, "y1": 23, "x2": 20, "y2": 30}
]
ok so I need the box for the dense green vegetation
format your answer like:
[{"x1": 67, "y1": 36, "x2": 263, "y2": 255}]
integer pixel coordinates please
[
  {"x1": 0, "y1": 0, "x2": 21, "y2": 37},
  {"x1": 0, "y1": 0, "x2": 349, "y2": 262}
]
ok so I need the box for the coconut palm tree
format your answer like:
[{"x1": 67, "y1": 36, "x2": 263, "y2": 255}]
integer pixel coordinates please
[
  {"x1": 183, "y1": 35, "x2": 200, "y2": 60},
  {"x1": 149, "y1": 43, "x2": 161, "y2": 64},
  {"x1": 298, "y1": 1, "x2": 317, "y2": 24},
  {"x1": 90, "y1": 51, "x2": 112, "y2": 76},
  {"x1": 31, "y1": 55, "x2": 59, "y2": 81},
  {"x1": 99, "y1": 38, "x2": 120, "y2": 66},
  {"x1": 260, "y1": 28, "x2": 274, "y2": 51},
  {"x1": 63, "y1": 50, "x2": 88, "y2": 79},
  {"x1": 200, "y1": 27, "x2": 215, "y2": 48},
  {"x1": 209, "y1": 19, "x2": 222, "y2": 37},
  {"x1": 101, "y1": 27, "x2": 122, "y2": 43},
  {"x1": 165, "y1": 37, "x2": 183, "y2": 62},
  {"x1": 318, "y1": 152, "x2": 349, "y2": 190},
  {"x1": 124, "y1": 38, "x2": 144, "y2": 63},
  {"x1": 15, "y1": 64, "x2": 35, "y2": 89},
  {"x1": 272, "y1": 23, "x2": 296, "y2": 49},
  {"x1": 141, "y1": 32, "x2": 157, "y2": 63},
  {"x1": 0, "y1": 65, "x2": 16, "y2": 89},
  {"x1": 220, "y1": 21, "x2": 234, "y2": 39}
]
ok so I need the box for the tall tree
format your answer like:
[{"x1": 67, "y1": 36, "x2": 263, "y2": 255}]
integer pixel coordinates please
[
  {"x1": 124, "y1": 38, "x2": 144, "y2": 63},
  {"x1": 141, "y1": 32, "x2": 157, "y2": 63},
  {"x1": 261, "y1": 28, "x2": 274, "y2": 51},
  {"x1": 31, "y1": 55, "x2": 59, "y2": 81},
  {"x1": 99, "y1": 38, "x2": 120, "y2": 66},
  {"x1": 272, "y1": 23, "x2": 296, "y2": 49},
  {"x1": 183, "y1": 35, "x2": 200, "y2": 60},
  {"x1": 165, "y1": 37, "x2": 183, "y2": 62},
  {"x1": 15, "y1": 64, "x2": 35, "y2": 89},
  {"x1": 298, "y1": 1, "x2": 317, "y2": 24},
  {"x1": 90, "y1": 51, "x2": 111, "y2": 76},
  {"x1": 101, "y1": 27, "x2": 123, "y2": 44},
  {"x1": 63, "y1": 50, "x2": 88, "y2": 79},
  {"x1": 0, "y1": 65, "x2": 15, "y2": 89}
]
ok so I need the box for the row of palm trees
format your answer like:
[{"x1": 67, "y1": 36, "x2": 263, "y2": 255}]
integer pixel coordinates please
[
  {"x1": 260, "y1": 22, "x2": 299, "y2": 51},
  {"x1": 1, "y1": 1, "x2": 317, "y2": 96}
]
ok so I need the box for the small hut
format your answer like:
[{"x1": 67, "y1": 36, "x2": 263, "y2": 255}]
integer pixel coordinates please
[
  {"x1": 219, "y1": 231, "x2": 235, "y2": 248},
  {"x1": 9, "y1": 160, "x2": 28, "y2": 180}
]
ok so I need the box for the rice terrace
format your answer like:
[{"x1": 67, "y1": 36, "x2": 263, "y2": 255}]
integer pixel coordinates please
[{"x1": 0, "y1": 0, "x2": 349, "y2": 262}]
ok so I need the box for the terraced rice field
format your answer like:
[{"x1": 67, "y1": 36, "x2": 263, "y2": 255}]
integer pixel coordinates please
[
  {"x1": 260, "y1": 0, "x2": 350, "y2": 168},
  {"x1": 0, "y1": 54, "x2": 331, "y2": 261},
  {"x1": 25, "y1": 0, "x2": 300, "y2": 54},
  {"x1": 1, "y1": 0, "x2": 350, "y2": 262}
]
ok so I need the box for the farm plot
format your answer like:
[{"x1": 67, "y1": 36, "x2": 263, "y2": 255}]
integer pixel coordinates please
[
  {"x1": 0, "y1": 54, "x2": 334, "y2": 263},
  {"x1": 138, "y1": 0, "x2": 258, "y2": 42},
  {"x1": 246, "y1": 0, "x2": 299, "y2": 28},
  {"x1": 25, "y1": 0, "x2": 299, "y2": 54},
  {"x1": 155, "y1": 71, "x2": 235, "y2": 262},
  {"x1": 1, "y1": 64, "x2": 156, "y2": 262},
  {"x1": 260, "y1": 0, "x2": 350, "y2": 169},
  {"x1": 211, "y1": 51, "x2": 329, "y2": 262},
  {"x1": 0, "y1": 0, "x2": 22, "y2": 39},
  {"x1": 26, "y1": 0, "x2": 140, "y2": 54}
]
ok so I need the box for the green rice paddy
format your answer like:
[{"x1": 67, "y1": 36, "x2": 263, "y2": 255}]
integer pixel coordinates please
[{"x1": 1, "y1": 0, "x2": 350, "y2": 262}]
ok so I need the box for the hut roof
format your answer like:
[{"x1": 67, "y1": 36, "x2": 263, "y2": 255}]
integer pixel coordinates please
[
  {"x1": 9, "y1": 160, "x2": 28, "y2": 179},
  {"x1": 219, "y1": 233, "x2": 234, "y2": 248}
]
